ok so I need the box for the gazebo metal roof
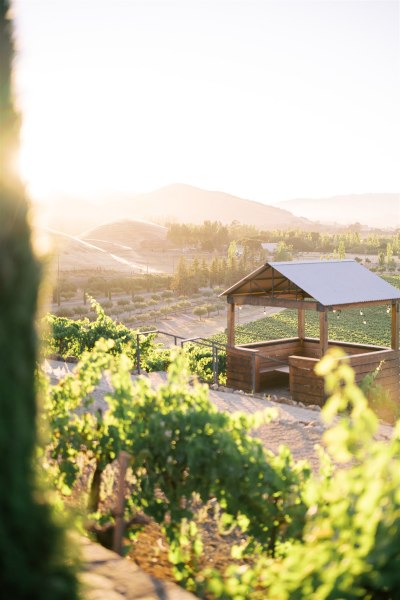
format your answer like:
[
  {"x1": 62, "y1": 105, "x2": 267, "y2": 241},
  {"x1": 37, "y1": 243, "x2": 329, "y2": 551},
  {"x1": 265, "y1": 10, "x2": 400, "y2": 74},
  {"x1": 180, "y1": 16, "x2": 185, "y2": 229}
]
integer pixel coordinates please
[{"x1": 221, "y1": 260, "x2": 400, "y2": 307}]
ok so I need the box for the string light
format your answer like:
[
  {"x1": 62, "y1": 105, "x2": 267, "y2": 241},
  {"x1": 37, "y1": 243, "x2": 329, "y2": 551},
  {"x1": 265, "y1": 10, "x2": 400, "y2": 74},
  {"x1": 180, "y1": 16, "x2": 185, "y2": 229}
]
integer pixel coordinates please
[
  {"x1": 359, "y1": 309, "x2": 363, "y2": 316},
  {"x1": 263, "y1": 307, "x2": 266, "y2": 314},
  {"x1": 386, "y1": 306, "x2": 391, "y2": 314},
  {"x1": 363, "y1": 319, "x2": 367, "y2": 325}
]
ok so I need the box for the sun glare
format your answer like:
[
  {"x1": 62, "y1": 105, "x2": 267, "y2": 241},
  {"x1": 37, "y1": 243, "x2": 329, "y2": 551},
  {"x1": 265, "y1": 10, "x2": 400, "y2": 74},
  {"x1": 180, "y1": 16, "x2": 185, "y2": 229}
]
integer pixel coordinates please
[
  {"x1": 14, "y1": 0, "x2": 399, "y2": 205},
  {"x1": 18, "y1": 119, "x2": 125, "y2": 202}
]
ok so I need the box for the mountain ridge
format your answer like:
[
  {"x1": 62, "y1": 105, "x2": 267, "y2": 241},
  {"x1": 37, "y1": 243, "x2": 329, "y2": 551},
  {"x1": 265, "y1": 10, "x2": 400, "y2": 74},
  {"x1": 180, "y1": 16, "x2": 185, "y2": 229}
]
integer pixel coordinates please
[
  {"x1": 34, "y1": 185, "x2": 398, "y2": 235},
  {"x1": 35, "y1": 184, "x2": 316, "y2": 234},
  {"x1": 276, "y1": 193, "x2": 399, "y2": 228}
]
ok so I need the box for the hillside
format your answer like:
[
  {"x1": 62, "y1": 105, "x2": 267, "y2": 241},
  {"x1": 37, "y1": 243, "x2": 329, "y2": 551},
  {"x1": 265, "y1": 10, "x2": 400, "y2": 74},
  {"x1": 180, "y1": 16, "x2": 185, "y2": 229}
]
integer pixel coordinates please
[
  {"x1": 111, "y1": 184, "x2": 316, "y2": 230},
  {"x1": 35, "y1": 184, "x2": 319, "y2": 235},
  {"x1": 276, "y1": 193, "x2": 400, "y2": 229},
  {"x1": 33, "y1": 196, "x2": 112, "y2": 235},
  {"x1": 82, "y1": 219, "x2": 167, "y2": 249},
  {"x1": 42, "y1": 220, "x2": 169, "y2": 272}
]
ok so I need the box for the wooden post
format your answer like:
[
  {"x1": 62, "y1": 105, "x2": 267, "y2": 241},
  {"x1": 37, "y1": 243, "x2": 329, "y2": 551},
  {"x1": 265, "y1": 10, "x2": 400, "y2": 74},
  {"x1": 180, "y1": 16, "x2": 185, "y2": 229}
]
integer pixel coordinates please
[
  {"x1": 289, "y1": 359, "x2": 294, "y2": 397},
  {"x1": 391, "y1": 301, "x2": 399, "y2": 350},
  {"x1": 227, "y1": 302, "x2": 235, "y2": 347},
  {"x1": 112, "y1": 452, "x2": 130, "y2": 555},
  {"x1": 136, "y1": 334, "x2": 141, "y2": 373},
  {"x1": 252, "y1": 354, "x2": 260, "y2": 393},
  {"x1": 298, "y1": 308, "x2": 305, "y2": 344},
  {"x1": 319, "y1": 309, "x2": 328, "y2": 357},
  {"x1": 213, "y1": 346, "x2": 219, "y2": 385}
]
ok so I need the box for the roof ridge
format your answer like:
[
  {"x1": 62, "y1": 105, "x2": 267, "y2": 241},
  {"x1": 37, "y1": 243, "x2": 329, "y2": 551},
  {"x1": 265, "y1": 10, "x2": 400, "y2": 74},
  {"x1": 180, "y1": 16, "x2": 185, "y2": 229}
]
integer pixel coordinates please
[{"x1": 270, "y1": 259, "x2": 355, "y2": 265}]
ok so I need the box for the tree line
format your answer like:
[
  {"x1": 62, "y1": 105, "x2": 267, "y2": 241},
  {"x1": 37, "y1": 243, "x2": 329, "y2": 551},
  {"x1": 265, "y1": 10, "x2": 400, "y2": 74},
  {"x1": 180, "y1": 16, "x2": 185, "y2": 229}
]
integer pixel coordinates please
[{"x1": 166, "y1": 220, "x2": 400, "y2": 256}]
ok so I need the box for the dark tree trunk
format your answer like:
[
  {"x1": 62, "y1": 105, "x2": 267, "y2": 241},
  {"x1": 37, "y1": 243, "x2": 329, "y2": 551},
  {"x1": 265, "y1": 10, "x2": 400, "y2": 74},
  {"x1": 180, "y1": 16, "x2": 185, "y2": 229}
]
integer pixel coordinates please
[{"x1": 88, "y1": 463, "x2": 103, "y2": 513}]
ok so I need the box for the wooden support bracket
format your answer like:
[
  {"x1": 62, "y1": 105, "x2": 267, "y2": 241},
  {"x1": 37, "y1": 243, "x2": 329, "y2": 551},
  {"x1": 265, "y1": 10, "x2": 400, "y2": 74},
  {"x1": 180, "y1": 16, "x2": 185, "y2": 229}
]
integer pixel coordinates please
[
  {"x1": 392, "y1": 301, "x2": 399, "y2": 350},
  {"x1": 319, "y1": 310, "x2": 329, "y2": 357}
]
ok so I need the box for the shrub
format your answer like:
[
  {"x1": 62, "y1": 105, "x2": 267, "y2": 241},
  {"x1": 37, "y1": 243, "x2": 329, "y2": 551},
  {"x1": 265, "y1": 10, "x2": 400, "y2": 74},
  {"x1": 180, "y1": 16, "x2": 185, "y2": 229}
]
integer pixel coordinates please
[
  {"x1": 44, "y1": 349, "x2": 307, "y2": 590},
  {"x1": 184, "y1": 344, "x2": 226, "y2": 384},
  {"x1": 117, "y1": 298, "x2": 130, "y2": 306},
  {"x1": 133, "y1": 301, "x2": 146, "y2": 309},
  {"x1": 54, "y1": 307, "x2": 74, "y2": 318},
  {"x1": 124, "y1": 315, "x2": 137, "y2": 325},
  {"x1": 193, "y1": 306, "x2": 207, "y2": 320},
  {"x1": 205, "y1": 350, "x2": 400, "y2": 598},
  {"x1": 161, "y1": 290, "x2": 174, "y2": 299},
  {"x1": 60, "y1": 290, "x2": 75, "y2": 300},
  {"x1": 360, "y1": 365, "x2": 400, "y2": 423},
  {"x1": 72, "y1": 305, "x2": 88, "y2": 316},
  {"x1": 43, "y1": 299, "x2": 156, "y2": 367},
  {"x1": 204, "y1": 303, "x2": 215, "y2": 317}
]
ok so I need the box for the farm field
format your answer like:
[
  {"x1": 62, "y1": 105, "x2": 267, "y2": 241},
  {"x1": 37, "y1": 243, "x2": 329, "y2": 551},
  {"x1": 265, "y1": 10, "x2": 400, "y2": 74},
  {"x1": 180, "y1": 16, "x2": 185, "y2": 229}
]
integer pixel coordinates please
[
  {"x1": 212, "y1": 306, "x2": 392, "y2": 347},
  {"x1": 49, "y1": 274, "x2": 400, "y2": 348}
]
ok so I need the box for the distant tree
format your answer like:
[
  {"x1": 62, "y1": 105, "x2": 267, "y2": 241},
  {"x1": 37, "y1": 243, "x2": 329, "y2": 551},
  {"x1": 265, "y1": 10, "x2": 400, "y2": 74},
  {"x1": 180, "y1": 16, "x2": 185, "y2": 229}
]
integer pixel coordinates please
[
  {"x1": 228, "y1": 240, "x2": 237, "y2": 260},
  {"x1": 213, "y1": 302, "x2": 222, "y2": 315},
  {"x1": 209, "y1": 257, "x2": 220, "y2": 286},
  {"x1": 274, "y1": 241, "x2": 293, "y2": 261},
  {"x1": 200, "y1": 258, "x2": 210, "y2": 287},
  {"x1": 193, "y1": 306, "x2": 207, "y2": 320},
  {"x1": 190, "y1": 257, "x2": 200, "y2": 281},
  {"x1": 204, "y1": 303, "x2": 215, "y2": 317},
  {"x1": 161, "y1": 290, "x2": 174, "y2": 300},
  {"x1": 386, "y1": 243, "x2": 395, "y2": 268},
  {"x1": 160, "y1": 306, "x2": 170, "y2": 318}
]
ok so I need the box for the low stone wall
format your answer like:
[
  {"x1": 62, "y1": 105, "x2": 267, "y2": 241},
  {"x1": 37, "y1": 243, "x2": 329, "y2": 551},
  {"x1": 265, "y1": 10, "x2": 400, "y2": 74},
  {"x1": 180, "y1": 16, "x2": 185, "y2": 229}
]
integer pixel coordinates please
[{"x1": 79, "y1": 536, "x2": 197, "y2": 600}]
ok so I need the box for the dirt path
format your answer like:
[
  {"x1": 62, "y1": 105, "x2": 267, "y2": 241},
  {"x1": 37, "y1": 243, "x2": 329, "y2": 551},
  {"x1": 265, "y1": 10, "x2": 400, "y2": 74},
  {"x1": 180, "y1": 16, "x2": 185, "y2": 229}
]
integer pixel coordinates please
[
  {"x1": 43, "y1": 359, "x2": 393, "y2": 474},
  {"x1": 44, "y1": 359, "x2": 325, "y2": 471},
  {"x1": 154, "y1": 305, "x2": 283, "y2": 341}
]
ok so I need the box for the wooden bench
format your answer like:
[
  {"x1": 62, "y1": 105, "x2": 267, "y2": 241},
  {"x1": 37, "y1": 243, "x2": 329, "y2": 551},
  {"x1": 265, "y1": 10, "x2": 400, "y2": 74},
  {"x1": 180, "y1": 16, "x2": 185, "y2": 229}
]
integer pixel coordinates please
[{"x1": 259, "y1": 365, "x2": 290, "y2": 375}]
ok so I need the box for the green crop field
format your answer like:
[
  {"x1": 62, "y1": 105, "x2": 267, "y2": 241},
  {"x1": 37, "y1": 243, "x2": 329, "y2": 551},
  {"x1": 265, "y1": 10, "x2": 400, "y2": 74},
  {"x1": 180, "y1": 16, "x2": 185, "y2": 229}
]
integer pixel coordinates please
[{"x1": 212, "y1": 275, "x2": 400, "y2": 348}]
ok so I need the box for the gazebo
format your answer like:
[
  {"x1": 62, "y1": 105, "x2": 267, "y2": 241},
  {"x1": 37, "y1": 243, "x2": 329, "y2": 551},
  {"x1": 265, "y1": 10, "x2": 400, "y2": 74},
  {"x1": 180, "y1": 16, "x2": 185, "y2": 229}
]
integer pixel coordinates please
[{"x1": 221, "y1": 260, "x2": 400, "y2": 405}]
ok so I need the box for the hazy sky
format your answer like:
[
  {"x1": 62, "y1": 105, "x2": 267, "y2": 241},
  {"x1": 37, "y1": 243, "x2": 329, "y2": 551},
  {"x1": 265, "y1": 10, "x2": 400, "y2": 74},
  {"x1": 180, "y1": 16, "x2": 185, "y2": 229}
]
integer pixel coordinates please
[{"x1": 13, "y1": 0, "x2": 399, "y2": 205}]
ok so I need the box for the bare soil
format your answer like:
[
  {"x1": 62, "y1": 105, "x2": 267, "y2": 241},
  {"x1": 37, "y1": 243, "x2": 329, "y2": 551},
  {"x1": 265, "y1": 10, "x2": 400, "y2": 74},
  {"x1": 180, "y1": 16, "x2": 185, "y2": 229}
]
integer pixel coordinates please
[{"x1": 154, "y1": 305, "x2": 282, "y2": 341}]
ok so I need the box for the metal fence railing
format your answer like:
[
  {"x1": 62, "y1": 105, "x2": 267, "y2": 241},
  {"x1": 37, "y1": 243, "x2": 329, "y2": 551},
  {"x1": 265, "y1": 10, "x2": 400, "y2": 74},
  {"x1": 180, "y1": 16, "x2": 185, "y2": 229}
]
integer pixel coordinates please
[
  {"x1": 134, "y1": 329, "x2": 226, "y2": 384},
  {"x1": 180, "y1": 337, "x2": 226, "y2": 385},
  {"x1": 134, "y1": 330, "x2": 186, "y2": 374}
]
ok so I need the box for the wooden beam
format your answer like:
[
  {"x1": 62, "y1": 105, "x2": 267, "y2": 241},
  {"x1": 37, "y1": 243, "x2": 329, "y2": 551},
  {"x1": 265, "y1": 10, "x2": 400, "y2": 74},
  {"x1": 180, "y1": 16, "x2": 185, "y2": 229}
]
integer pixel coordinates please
[
  {"x1": 227, "y1": 302, "x2": 235, "y2": 347},
  {"x1": 298, "y1": 308, "x2": 305, "y2": 342},
  {"x1": 319, "y1": 310, "x2": 328, "y2": 356},
  {"x1": 330, "y1": 299, "x2": 398, "y2": 311},
  {"x1": 227, "y1": 295, "x2": 319, "y2": 311},
  {"x1": 392, "y1": 301, "x2": 399, "y2": 350}
]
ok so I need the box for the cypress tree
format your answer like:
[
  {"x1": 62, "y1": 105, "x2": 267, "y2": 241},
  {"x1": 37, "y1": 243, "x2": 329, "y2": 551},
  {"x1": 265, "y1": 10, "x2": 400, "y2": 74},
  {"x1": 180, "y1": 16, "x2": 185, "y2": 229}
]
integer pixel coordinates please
[{"x1": 0, "y1": 2, "x2": 79, "y2": 597}]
